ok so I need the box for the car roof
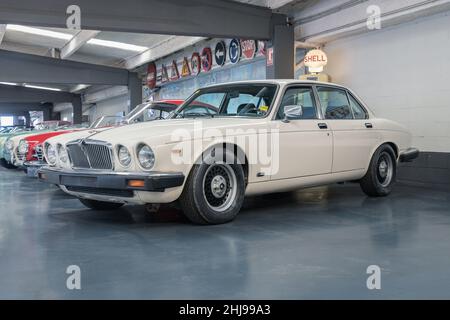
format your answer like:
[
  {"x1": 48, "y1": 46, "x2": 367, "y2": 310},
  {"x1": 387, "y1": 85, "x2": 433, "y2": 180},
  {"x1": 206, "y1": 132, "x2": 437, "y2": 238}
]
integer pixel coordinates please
[{"x1": 199, "y1": 79, "x2": 348, "y2": 90}]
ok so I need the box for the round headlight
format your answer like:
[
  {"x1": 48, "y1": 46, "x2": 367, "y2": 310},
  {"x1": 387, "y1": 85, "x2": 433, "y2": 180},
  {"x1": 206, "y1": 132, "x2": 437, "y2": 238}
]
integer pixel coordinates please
[
  {"x1": 5, "y1": 140, "x2": 14, "y2": 151},
  {"x1": 18, "y1": 140, "x2": 28, "y2": 154},
  {"x1": 57, "y1": 144, "x2": 68, "y2": 163},
  {"x1": 46, "y1": 144, "x2": 57, "y2": 165},
  {"x1": 118, "y1": 145, "x2": 131, "y2": 167},
  {"x1": 137, "y1": 144, "x2": 155, "y2": 170}
]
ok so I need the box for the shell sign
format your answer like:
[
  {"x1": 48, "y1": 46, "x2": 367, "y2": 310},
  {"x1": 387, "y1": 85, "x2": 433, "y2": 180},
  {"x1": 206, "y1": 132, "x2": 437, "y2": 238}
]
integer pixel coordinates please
[{"x1": 304, "y1": 49, "x2": 328, "y2": 73}]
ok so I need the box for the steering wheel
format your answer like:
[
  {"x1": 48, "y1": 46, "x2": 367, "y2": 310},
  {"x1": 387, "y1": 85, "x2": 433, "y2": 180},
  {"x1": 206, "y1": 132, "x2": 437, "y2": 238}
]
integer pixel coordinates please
[{"x1": 238, "y1": 104, "x2": 257, "y2": 115}]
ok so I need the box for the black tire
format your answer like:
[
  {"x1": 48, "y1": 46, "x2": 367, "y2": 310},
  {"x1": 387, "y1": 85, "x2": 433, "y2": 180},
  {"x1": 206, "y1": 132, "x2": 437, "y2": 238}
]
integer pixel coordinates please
[
  {"x1": 0, "y1": 158, "x2": 17, "y2": 169},
  {"x1": 79, "y1": 198, "x2": 124, "y2": 210},
  {"x1": 179, "y1": 148, "x2": 246, "y2": 225},
  {"x1": 360, "y1": 144, "x2": 397, "y2": 197}
]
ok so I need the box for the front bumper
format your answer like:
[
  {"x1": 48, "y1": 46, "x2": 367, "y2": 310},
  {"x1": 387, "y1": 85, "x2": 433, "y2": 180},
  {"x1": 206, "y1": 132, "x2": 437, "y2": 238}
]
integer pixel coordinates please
[
  {"x1": 399, "y1": 148, "x2": 420, "y2": 162},
  {"x1": 38, "y1": 167, "x2": 185, "y2": 195},
  {"x1": 24, "y1": 161, "x2": 47, "y2": 177}
]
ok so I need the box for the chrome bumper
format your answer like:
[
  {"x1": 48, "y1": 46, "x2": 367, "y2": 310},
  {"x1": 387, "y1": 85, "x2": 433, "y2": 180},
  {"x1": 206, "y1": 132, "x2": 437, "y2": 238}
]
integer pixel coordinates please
[{"x1": 399, "y1": 148, "x2": 420, "y2": 162}]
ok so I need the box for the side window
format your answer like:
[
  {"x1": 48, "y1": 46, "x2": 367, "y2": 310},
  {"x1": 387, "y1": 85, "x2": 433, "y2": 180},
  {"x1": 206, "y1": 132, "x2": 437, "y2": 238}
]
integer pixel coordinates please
[
  {"x1": 348, "y1": 93, "x2": 368, "y2": 119},
  {"x1": 276, "y1": 87, "x2": 317, "y2": 120},
  {"x1": 317, "y1": 87, "x2": 352, "y2": 120}
]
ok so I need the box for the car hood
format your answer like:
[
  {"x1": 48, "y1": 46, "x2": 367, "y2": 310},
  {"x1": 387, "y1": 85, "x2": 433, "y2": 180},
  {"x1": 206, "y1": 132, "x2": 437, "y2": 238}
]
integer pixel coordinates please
[
  {"x1": 86, "y1": 118, "x2": 269, "y2": 143},
  {"x1": 24, "y1": 130, "x2": 77, "y2": 144}
]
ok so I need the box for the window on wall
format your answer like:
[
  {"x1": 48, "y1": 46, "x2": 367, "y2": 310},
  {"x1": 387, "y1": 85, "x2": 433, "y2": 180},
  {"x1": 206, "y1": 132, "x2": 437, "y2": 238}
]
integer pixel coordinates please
[
  {"x1": 317, "y1": 87, "x2": 353, "y2": 120},
  {"x1": 0, "y1": 116, "x2": 14, "y2": 126}
]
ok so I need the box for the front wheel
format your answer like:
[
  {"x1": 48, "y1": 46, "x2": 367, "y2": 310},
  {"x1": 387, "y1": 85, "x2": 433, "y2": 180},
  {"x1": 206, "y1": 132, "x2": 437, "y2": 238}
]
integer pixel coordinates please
[
  {"x1": 179, "y1": 149, "x2": 245, "y2": 225},
  {"x1": 360, "y1": 144, "x2": 397, "y2": 197},
  {"x1": 79, "y1": 198, "x2": 124, "y2": 210}
]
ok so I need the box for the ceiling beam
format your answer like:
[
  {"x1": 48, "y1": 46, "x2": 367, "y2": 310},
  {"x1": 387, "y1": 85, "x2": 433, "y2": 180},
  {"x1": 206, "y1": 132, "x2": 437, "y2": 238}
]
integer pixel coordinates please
[
  {"x1": 0, "y1": 0, "x2": 279, "y2": 40},
  {"x1": 122, "y1": 36, "x2": 205, "y2": 70},
  {"x1": 0, "y1": 49, "x2": 130, "y2": 85},
  {"x1": 0, "y1": 24, "x2": 6, "y2": 45},
  {"x1": 60, "y1": 30, "x2": 100, "y2": 59},
  {"x1": 0, "y1": 83, "x2": 76, "y2": 103}
]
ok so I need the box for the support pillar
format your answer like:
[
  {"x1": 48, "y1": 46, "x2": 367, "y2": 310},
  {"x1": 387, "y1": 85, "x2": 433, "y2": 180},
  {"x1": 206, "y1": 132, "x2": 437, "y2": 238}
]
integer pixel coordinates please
[
  {"x1": 128, "y1": 72, "x2": 142, "y2": 112},
  {"x1": 266, "y1": 20, "x2": 295, "y2": 79},
  {"x1": 72, "y1": 95, "x2": 83, "y2": 125}
]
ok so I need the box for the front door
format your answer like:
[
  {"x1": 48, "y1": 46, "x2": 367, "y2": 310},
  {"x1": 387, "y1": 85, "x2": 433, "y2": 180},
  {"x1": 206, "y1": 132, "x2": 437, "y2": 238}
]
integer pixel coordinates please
[{"x1": 269, "y1": 86, "x2": 333, "y2": 180}]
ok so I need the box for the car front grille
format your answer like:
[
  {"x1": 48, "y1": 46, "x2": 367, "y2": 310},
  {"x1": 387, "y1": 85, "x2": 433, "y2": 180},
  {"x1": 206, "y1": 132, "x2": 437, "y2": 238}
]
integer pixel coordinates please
[
  {"x1": 66, "y1": 140, "x2": 114, "y2": 170},
  {"x1": 34, "y1": 145, "x2": 44, "y2": 161}
]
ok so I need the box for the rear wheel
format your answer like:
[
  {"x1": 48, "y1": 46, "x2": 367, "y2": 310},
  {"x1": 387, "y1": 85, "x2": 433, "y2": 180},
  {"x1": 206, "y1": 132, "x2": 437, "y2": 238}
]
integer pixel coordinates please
[
  {"x1": 79, "y1": 198, "x2": 124, "y2": 210},
  {"x1": 179, "y1": 149, "x2": 245, "y2": 225},
  {"x1": 360, "y1": 144, "x2": 397, "y2": 197}
]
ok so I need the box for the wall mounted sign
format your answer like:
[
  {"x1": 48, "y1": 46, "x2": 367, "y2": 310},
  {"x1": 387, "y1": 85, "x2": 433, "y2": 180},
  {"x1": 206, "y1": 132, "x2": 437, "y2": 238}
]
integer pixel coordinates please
[
  {"x1": 257, "y1": 40, "x2": 266, "y2": 56},
  {"x1": 181, "y1": 57, "x2": 191, "y2": 77},
  {"x1": 146, "y1": 62, "x2": 157, "y2": 89},
  {"x1": 229, "y1": 38, "x2": 241, "y2": 64},
  {"x1": 266, "y1": 47, "x2": 273, "y2": 66},
  {"x1": 304, "y1": 49, "x2": 328, "y2": 73},
  {"x1": 191, "y1": 52, "x2": 201, "y2": 75},
  {"x1": 161, "y1": 64, "x2": 169, "y2": 83},
  {"x1": 170, "y1": 60, "x2": 179, "y2": 81},
  {"x1": 201, "y1": 47, "x2": 213, "y2": 72},
  {"x1": 214, "y1": 41, "x2": 226, "y2": 66},
  {"x1": 241, "y1": 39, "x2": 256, "y2": 59}
]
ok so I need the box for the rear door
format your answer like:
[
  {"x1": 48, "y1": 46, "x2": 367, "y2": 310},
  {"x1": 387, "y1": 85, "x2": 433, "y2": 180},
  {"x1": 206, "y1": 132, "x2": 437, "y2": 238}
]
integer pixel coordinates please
[{"x1": 315, "y1": 86, "x2": 380, "y2": 173}]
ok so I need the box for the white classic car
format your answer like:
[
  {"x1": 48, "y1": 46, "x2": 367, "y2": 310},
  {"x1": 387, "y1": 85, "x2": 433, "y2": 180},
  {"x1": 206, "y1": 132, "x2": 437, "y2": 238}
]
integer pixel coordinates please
[{"x1": 38, "y1": 80, "x2": 419, "y2": 224}]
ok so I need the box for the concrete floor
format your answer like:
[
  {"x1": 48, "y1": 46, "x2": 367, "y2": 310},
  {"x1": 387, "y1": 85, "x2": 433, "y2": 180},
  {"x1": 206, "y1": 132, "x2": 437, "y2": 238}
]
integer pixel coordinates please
[{"x1": 0, "y1": 166, "x2": 449, "y2": 299}]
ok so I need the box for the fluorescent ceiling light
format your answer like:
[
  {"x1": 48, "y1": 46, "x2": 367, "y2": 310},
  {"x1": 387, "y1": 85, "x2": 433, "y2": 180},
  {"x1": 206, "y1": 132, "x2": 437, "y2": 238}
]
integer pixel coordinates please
[
  {"x1": 87, "y1": 38, "x2": 147, "y2": 52},
  {"x1": 6, "y1": 24, "x2": 73, "y2": 40},
  {"x1": 24, "y1": 84, "x2": 62, "y2": 92},
  {"x1": 0, "y1": 82, "x2": 18, "y2": 86}
]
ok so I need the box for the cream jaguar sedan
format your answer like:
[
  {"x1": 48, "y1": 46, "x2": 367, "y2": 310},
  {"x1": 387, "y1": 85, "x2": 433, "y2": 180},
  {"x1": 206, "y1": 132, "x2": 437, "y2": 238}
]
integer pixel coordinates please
[{"x1": 38, "y1": 80, "x2": 419, "y2": 224}]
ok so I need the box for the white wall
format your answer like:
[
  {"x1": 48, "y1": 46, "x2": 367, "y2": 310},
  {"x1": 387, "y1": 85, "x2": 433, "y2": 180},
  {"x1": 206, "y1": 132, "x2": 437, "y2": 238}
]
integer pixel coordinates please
[
  {"x1": 59, "y1": 109, "x2": 73, "y2": 123},
  {"x1": 323, "y1": 11, "x2": 450, "y2": 153},
  {"x1": 85, "y1": 94, "x2": 128, "y2": 123}
]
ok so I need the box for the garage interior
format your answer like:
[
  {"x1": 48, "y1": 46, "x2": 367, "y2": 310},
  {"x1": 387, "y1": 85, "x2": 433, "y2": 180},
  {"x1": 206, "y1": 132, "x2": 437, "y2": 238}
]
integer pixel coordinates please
[{"x1": 0, "y1": 0, "x2": 449, "y2": 299}]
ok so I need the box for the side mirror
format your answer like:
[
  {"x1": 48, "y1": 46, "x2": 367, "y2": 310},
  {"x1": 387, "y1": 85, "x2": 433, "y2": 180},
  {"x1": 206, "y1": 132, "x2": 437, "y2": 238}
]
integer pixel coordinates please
[{"x1": 282, "y1": 105, "x2": 303, "y2": 123}]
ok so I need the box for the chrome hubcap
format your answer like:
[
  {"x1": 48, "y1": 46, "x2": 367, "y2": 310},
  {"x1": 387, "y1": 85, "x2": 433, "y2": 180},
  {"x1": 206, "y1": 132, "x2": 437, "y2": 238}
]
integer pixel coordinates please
[
  {"x1": 203, "y1": 164, "x2": 237, "y2": 212},
  {"x1": 211, "y1": 175, "x2": 227, "y2": 198},
  {"x1": 377, "y1": 152, "x2": 394, "y2": 187}
]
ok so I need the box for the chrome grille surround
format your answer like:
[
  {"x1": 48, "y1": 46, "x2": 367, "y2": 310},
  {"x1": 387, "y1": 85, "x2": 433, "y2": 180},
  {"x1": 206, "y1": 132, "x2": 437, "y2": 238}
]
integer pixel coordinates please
[
  {"x1": 34, "y1": 144, "x2": 44, "y2": 162},
  {"x1": 66, "y1": 139, "x2": 114, "y2": 170}
]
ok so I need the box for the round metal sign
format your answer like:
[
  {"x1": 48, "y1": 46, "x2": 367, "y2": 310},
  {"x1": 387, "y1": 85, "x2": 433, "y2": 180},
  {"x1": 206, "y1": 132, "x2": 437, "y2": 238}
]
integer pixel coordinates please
[
  {"x1": 191, "y1": 52, "x2": 201, "y2": 75},
  {"x1": 229, "y1": 38, "x2": 241, "y2": 64},
  {"x1": 201, "y1": 47, "x2": 213, "y2": 72},
  {"x1": 241, "y1": 39, "x2": 256, "y2": 59},
  {"x1": 146, "y1": 62, "x2": 157, "y2": 89},
  {"x1": 214, "y1": 41, "x2": 226, "y2": 66}
]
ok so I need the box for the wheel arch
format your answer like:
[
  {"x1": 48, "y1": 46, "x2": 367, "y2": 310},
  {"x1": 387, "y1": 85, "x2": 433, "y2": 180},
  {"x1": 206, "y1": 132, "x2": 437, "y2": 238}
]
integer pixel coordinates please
[{"x1": 188, "y1": 141, "x2": 249, "y2": 185}]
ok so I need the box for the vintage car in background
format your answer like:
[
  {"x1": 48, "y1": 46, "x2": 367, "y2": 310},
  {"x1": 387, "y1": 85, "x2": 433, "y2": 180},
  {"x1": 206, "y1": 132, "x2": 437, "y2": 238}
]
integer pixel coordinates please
[
  {"x1": 21, "y1": 100, "x2": 183, "y2": 176},
  {"x1": 0, "y1": 121, "x2": 70, "y2": 169},
  {"x1": 38, "y1": 80, "x2": 419, "y2": 224}
]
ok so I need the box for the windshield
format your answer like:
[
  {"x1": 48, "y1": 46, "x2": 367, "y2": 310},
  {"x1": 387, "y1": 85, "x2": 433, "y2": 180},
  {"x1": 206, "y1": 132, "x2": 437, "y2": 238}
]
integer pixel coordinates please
[
  {"x1": 126, "y1": 102, "x2": 178, "y2": 123},
  {"x1": 90, "y1": 116, "x2": 126, "y2": 129},
  {"x1": 173, "y1": 84, "x2": 278, "y2": 119}
]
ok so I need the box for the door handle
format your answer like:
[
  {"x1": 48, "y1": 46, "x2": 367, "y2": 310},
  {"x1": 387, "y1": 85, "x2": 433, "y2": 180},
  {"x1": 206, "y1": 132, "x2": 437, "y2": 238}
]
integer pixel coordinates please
[
  {"x1": 318, "y1": 123, "x2": 328, "y2": 129},
  {"x1": 365, "y1": 123, "x2": 373, "y2": 129}
]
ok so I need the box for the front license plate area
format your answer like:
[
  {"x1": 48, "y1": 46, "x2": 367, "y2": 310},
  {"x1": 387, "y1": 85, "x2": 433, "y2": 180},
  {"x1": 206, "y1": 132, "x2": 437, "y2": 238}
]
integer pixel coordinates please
[{"x1": 61, "y1": 175, "x2": 97, "y2": 187}]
